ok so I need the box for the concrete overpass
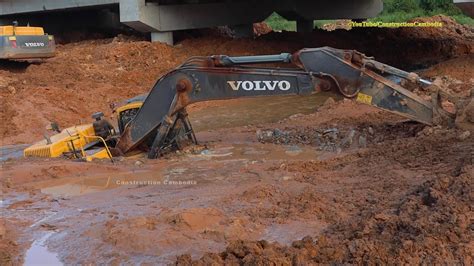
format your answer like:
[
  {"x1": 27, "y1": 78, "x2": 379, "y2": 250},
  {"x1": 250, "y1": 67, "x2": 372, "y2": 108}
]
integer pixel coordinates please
[
  {"x1": 0, "y1": 0, "x2": 383, "y2": 44},
  {"x1": 454, "y1": 0, "x2": 474, "y2": 17}
]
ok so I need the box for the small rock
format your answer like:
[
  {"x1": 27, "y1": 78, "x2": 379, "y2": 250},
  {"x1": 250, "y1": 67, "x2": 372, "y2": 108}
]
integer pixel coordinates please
[
  {"x1": 457, "y1": 130, "x2": 471, "y2": 141},
  {"x1": 134, "y1": 160, "x2": 144, "y2": 166},
  {"x1": 368, "y1": 127, "x2": 375, "y2": 135},
  {"x1": 322, "y1": 97, "x2": 336, "y2": 107},
  {"x1": 200, "y1": 149, "x2": 211, "y2": 155},
  {"x1": 341, "y1": 129, "x2": 356, "y2": 147},
  {"x1": 282, "y1": 176, "x2": 293, "y2": 181},
  {"x1": 422, "y1": 127, "x2": 434, "y2": 136},
  {"x1": 256, "y1": 129, "x2": 274, "y2": 142},
  {"x1": 273, "y1": 128, "x2": 284, "y2": 137},
  {"x1": 323, "y1": 128, "x2": 339, "y2": 141},
  {"x1": 4, "y1": 178, "x2": 12, "y2": 188},
  {"x1": 7, "y1": 86, "x2": 16, "y2": 94},
  {"x1": 289, "y1": 113, "x2": 303, "y2": 120},
  {"x1": 374, "y1": 213, "x2": 390, "y2": 221},
  {"x1": 358, "y1": 135, "x2": 367, "y2": 148}
]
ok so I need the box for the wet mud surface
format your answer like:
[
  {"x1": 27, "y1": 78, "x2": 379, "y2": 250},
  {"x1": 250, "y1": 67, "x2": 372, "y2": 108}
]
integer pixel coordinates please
[{"x1": 1, "y1": 15, "x2": 473, "y2": 265}]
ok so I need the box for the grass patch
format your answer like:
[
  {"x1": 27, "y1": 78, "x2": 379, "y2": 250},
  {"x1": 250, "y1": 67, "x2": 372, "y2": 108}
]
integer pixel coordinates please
[
  {"x1": 265, "y1": 13, "x2": 296, "y2": 32},
  {"x1": 314, "y1": 20, "x2": 336, "y2": 29},
  {"x1": 265, "y1": 13, "x2": 335, "y2": 31},
  {"x1": 448, "y1": 14, "x2": 474, "y2": 26},
  {"x1": 264, "y1": 2, "x2": 474, "y2": 32}
]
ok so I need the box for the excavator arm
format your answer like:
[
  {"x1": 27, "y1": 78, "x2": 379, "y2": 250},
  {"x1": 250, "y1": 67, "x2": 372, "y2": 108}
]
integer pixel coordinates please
[{"x1": 115, "y1": 47, "x2": 454, "y2": 158}]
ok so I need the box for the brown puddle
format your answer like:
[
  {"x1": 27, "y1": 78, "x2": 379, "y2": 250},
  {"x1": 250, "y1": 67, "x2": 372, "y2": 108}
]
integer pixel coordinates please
[
  {"x1": 37, "y1": 143, "x2": 319, "y2": 198},
  {"x1": 34, "y1": 93, "x2": 329, "y2": 199},
  {"x1": 197, "y1": 143, "x2": 319, "y2": 161},
  {"x1": 189, "y1": 93, "x2": 332, "y2": 131},
  {"x1": 40, "y1": 170, "x2": 163, "y2": 198}
]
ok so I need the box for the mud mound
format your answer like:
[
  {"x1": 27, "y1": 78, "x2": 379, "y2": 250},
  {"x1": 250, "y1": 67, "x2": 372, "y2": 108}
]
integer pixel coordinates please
[
  {"x1": 0, "y1": 219, "x2": 24, "y2": 266},
  {"x1": 167, "y1": 208, "x2": 224, "y2": 231},
  {"x1": 408, "y1": 15, "x2": 473, "y2": 41},
  {"x1": 262, "y1": 15, "x2": 473, "y2": 69},
  {"x1": 101, "y1": 217, "x2": 161, "y2": 253},
  {"x1": 420, "y1": 54, "x2": 474, "y2": 97},
  {"x1": 240, "y1": 186, "x2": 338, "y2": 223},
  {"x1": 253, "y1": 22, "x2": 272, "y2": 36},
  {"x1": 340, "y1": 166, "x2": 474, "y2": 264},
  {"x1": 176, "y1": 166, "x2": 473, "y2": 265}
]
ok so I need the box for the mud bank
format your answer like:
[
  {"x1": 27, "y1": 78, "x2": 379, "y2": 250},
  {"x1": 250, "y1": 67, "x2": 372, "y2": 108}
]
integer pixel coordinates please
[
  {"x1": 2, "y1": 98, "x2": 473, "y2": 264},
  {"x1": 0, "y1": 15, "x2": 473, "y2": 144}
]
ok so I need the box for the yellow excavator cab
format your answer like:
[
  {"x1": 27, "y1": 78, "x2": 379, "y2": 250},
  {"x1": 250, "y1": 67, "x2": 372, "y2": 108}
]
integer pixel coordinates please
[
  {"x1": 24, "y1": 124, "x2": 112, "y2": 161},
  {"x1": 0, "y1": 24, "x2": 55, "y2": 59},
  {"x1": 23, "y1": 99, "x2": 144, "y2": 161}
]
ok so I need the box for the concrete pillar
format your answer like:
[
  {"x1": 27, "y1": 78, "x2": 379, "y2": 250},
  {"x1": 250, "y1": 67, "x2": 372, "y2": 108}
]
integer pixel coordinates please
[
  {"x1": 151, "y1": 31, "x2": 173, "y2": 45},
  {"x1": 296, "y1": 19, "x2": 314, "y2": 33},
  {"x1": 230, "y1": 23, "x2": 254, "y2": 38}
]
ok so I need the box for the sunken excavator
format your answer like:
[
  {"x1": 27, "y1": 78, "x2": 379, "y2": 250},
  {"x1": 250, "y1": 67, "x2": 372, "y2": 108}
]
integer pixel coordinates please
[{"x1": 24, "y1": 47, "x2": 471, "y2": 161}]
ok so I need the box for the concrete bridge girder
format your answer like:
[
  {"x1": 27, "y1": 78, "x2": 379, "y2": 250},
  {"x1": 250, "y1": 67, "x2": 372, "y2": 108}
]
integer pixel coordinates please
[
  {"x1": 276, "y1": 0, "x2": 383, "y2": 21},
  {"x1": 119, "y1": 0, "x2": 273, "y2": 32},
  {"x1": 1, "y1": 0, "x2": 384, "y2": 44}
]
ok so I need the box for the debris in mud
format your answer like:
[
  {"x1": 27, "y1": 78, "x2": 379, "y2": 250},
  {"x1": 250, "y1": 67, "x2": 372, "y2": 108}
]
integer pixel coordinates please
[
  {"x1": 321, "y1": 20, "x2": 352, "y2": 31},
  {"x1": 256, "y1": 122, "x2": 426, "y2": 152}
]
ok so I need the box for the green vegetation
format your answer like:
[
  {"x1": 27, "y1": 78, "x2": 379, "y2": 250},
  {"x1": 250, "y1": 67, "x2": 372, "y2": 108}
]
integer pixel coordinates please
[
  {"x1": 264, "y1": 0, "x2": 473, "y2": 31},
  {"x1": 265, "y1": 13, "x2": 296, "y2": 32},
  {"x1": 375, "y1": 0, "x2": 473, "y2": 24}
]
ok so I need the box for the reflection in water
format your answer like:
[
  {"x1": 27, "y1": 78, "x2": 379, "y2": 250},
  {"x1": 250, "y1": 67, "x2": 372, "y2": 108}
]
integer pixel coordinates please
[
  {"x1": 41, "y1": 171, "x2": 163, "y2": 198},
  {"x1": 0, "y1": 144, "x2": 29, "y2": 161},
  {"x1": 24, "y1": 232, "x2": 62, "y2": 266},
  {"x1": 190, "y1": 93, "x2": 332, "y2": 131},
  {"x1": 197, "y1": 143, "x2": 319, "y2": 161}
]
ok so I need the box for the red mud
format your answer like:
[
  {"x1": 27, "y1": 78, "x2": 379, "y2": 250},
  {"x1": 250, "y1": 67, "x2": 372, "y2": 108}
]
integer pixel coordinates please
[
  {"x1": 0, "y1": 15, "x2": 473, "y2": 265},
  {"x1": 0, "y1": 15, "x2": 473, "y2": 144}
]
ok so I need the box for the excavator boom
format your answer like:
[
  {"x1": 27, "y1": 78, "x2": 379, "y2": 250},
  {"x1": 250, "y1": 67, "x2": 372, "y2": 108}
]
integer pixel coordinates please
[{"x1": 115, "y1": 47, "x2": 452, "y2": 158}]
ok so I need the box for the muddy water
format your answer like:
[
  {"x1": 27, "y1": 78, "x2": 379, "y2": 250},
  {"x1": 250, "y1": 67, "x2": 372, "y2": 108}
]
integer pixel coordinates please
[
  {"x1": 0, "y1": 144, "x2": 29, "y2": 161},
  {"x1": 189, "y1": 93, "x2": 333, "y2": 131},
  {"x1": 198, "y1": 143, "x2": 319, "y2": 161},
  {"x1": 40, "y1": 169, "x2": 163, "y2": 198},
  {"x1": 6, "y1": 93, "x2": 330, "y2": 198},
  {"x1": 24, "y1": 232, "x2": 62, "y2": 266}
]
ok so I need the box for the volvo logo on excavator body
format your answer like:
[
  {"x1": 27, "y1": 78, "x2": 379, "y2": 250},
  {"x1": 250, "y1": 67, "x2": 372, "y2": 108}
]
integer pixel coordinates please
[
  {"x1": 227, "y1": 80, "x2": 291, "y2": 91},
  {"x1": 24, "y1": 42, "x2": 45, "y2": 47}
]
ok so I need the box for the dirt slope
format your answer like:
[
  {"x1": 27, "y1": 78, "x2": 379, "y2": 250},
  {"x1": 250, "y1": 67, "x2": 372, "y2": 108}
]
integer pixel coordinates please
[{"x1": 1, "y1": 15, "x2": 473, "y2": 145}]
